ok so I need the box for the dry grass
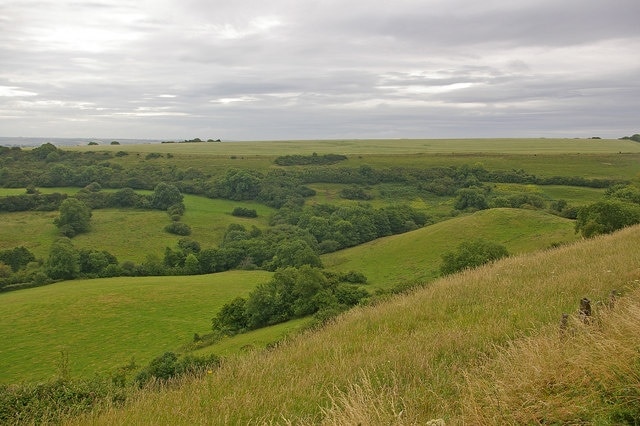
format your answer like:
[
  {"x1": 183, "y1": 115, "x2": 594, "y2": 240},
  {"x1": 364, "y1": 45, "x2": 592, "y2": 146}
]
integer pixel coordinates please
[
  {"x1": 66, "y1": 226, "x2": 640, "y2": 425},
  {"x1": 461, "y1": 287, "x2": 640, "y2": 424}
]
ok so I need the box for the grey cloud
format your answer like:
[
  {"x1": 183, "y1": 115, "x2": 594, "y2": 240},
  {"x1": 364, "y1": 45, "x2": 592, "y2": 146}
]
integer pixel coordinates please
[{"x1": 0, "y1": 0, "x2": 639, "y2": 140}]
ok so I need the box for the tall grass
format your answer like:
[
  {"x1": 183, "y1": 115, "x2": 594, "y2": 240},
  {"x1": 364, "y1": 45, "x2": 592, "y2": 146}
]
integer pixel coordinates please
[
  {"x1": 462, "y1": 287, "x2": 640, "y2": 424},
  {"x1": 69, "y1": 225, "x2": 640, "y2": 424}
]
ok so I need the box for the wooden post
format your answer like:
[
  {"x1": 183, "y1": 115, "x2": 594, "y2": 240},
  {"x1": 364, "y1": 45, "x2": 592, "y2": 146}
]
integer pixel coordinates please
[
  {"x1": 579, "y1": 297, "x2": 591, "y2": 323},
  {"x1": 559, "y1": 313, "x2": 569, "y2": 338}
]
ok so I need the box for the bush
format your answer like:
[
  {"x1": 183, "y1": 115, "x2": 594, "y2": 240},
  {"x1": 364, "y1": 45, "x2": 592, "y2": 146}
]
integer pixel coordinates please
[
  {"x1": 231, "y1": 207, "x2": 258, "y2": 218},
  {"x1": 575, "y1": 200, "x2": 640, "y2": 238},
  {"x1": 440, "y1": 239, "x2": 509, "y2": 275},
  {"x1": 135, "y1": 352, "x2": 220, "y2": 387},
  {"x1": 164, "y1": 222, "x2": 192, "y2": 236},
  {"x1": 0, "y1": 375, "x2": 127, "y2": 424}
]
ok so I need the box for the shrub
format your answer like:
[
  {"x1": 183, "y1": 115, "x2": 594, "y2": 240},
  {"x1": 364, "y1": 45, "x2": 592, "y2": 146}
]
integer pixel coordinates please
[
  {"x1": 231, "y1": 207, "x2": 258, "y2": 218},
  {"x1": 575, "y1": 200, "x2": 640, "y2": 238},
  {"x1": 164, "y1": 222, "x2": 192, "y2": 236},
  {"x1": 135, "y1": 352, "x2": 220, "y2": 387},
  {"x1": 440, "y1": 239, "x2": 509, "y2": 275}
]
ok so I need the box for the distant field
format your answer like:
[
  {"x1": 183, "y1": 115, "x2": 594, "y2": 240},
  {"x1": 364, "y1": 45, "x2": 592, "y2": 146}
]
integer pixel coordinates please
[
  {"x1": 322, "y1": 208, "x2": 579, "y2": 288},
  {"x1": 0, "y1": 271, "x2": 272, "y2": 384},
  {"x1": 70, "y1": 138, "x2": 640, "y2": 155},
  {"x1": 492, "y1": 183, "x2": 605, "y2": 205},
  {"x1": 66, "y1": 140, "x2": 640, "y2": 182}
]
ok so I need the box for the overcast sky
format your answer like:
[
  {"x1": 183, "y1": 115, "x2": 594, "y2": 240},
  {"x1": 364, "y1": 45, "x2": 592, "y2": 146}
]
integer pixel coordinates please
[{"x1": 1, "y1": 0, "x2": 639, "y2": 141}]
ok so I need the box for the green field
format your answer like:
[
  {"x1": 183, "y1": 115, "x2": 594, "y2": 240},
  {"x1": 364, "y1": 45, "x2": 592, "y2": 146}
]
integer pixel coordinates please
[
  {"x1": 67, "y1": 139, "x2": 640, "y2": 184},
  {"x1": 2, "y1": 138, "x2": 640, "y2": 423},
  {"x1": 322, "y1": 208, "x2": 579, "y2": 288},
  {"x1": 0, "y1": 271, "x2": 272, "y2": 384},
  {"x1": 0, "y1": 193, "x2": 273, "y2": 262}
]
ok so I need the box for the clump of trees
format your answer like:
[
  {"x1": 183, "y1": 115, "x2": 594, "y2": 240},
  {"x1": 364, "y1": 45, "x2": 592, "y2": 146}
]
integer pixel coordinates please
[
  {"x1": 272, "y1": 202, "x2": 428, "y2": 252},
  {"x1": 574, "y1": 183, "x2": 640, "y2": 238},
  {"x1": 274, "y1": 153, "x2": 347, "y2": 166},
  {"x1": 440, "y1": 239, "x2": 509, "y2": 275},
  {"x1": 575, "y1": 200, "x2": 640, "y2": 238},
  {"x1": 54, "y1": 198, "x2": 92, "y2": 237},
  {"x1": 231, "y1": 207, "x2": 258, "y2": 217},
  {"x1": 619, "y1": 134, "x2": 640, "y2": 142},
  {"x1": 212, "y1": 266, "x2": 369, "y2": 335}
]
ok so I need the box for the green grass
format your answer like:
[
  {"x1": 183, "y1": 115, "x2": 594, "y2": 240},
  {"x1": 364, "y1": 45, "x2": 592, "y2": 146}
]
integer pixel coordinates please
[
  {"x1": 322, "y1": 208, "x2": 579, "y2": 289},
  {"x1": 0, "y1": 210, "x2": 60, "y2": 259},
  {"x1": 0, "y1": 270, "x2": 272, "y2": 384},
  {"x1": 0, "y1": 207, "x2": 577, "y2": 385}
]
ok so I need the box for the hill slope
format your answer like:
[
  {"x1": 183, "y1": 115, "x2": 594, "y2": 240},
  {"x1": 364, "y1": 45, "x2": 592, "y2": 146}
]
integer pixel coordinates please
[
  {"x1": 322, "y1": 207, "x2": 578, "y2": 288},
  {"x1": 75, "y1": 225, "x2": 640, "y2": 424},
  {"x1": 0, "y1": 271, "x2": 272, "y2": 383}
]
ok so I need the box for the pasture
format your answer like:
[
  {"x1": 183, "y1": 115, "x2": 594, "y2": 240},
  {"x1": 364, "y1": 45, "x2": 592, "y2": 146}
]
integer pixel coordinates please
[
  {"x1": 0, "y1": 208, "x2": 577, "y2": 383},
  {"x1": 74, "y1": 137, "x2": 640, "y2": 155},
  {"x1": 69, "y1": 139, "x2": 640, "y2": 182},
  {"x1": 0, "y1": 270, "x2": 272, "y2": 384}
]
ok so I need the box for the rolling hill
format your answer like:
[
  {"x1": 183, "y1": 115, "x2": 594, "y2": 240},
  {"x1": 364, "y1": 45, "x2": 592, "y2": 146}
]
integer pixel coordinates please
[
  {"x1": 70, "y1": 224, "x2": 640, "y2": 424},
  {"x1": 322, "y1": 207, "x2": 579, "y2": 288}
]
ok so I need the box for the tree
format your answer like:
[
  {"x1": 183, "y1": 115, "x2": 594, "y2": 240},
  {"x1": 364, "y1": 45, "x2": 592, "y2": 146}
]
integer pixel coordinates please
[
  {"x1": 54, "y1": 198, "x2": 91, "y2": 237},
  {"x1": 0, "y1": 246, "x2": 35, "y2": 272},
  {"x1": 211, "y1": 297, "x2": 248, "y2": 335},
  {"x1": 268, "y1": 239, "x2": 322, "y2": 270},
  {"x1": 575, "y1": 200, "x2": 640, "y2": 238},
  {"x1": 111, "y1": 188, "x2": 140, "y2": 207},
  {"x1": 46, "y1": 237, "x2": 80, "y2": 280},
  {"x1": 440, "y1": 239, "x2": 509, "y2": 275},
  {"x1": 165, "y1": 221, "x2": 191, "y2": 236},
  {"x1": 184, "y1": 253, "x2": 200, "y2": 275},
  {"x1": 151, "y1": 182, "x2": 183, "y2": 210},
  {"x1": 454, "y1": 187, "x2": 488, "y2": 211}
]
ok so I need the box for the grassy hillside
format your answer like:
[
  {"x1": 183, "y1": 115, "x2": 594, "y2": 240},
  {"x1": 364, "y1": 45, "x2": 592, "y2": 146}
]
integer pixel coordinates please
[
  {"x1": 322, "y1": 208, "x2": 579, "y2": 288},
  {"x1": 71, "y1": 225, "x2": 640, "y2": 425},
  {"x1": 0, "y1": 271, "x2": 272, "y2": 384}
]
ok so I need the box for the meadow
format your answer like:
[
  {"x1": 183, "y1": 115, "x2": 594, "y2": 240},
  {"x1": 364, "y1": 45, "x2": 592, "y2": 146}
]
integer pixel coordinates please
[
  {"x1": 77, "y1": 137, "x2": 640, "y2": 156},
  {"x1": 0, "y1": 271, "x2": 272, "y2": 384},
  {"x1": 322, "y1": 208, "x2": 578, "y2": 288}
]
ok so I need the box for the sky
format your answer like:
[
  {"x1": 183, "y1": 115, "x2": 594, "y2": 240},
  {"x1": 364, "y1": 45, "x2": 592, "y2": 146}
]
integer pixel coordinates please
[{"x1": 1, "y1": 0, "x2": 639, "y2": 141}]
